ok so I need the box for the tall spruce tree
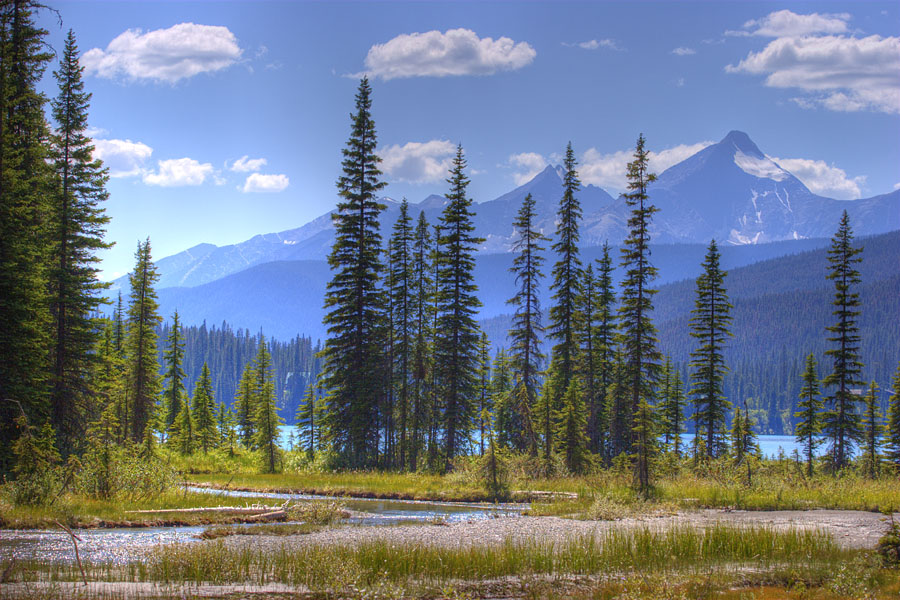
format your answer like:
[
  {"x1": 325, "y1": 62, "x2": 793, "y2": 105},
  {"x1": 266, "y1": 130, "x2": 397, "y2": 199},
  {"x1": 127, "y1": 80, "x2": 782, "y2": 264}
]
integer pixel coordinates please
[
  {"x1": 173, "y1": 392, "x2": 194, "y2": 455},
  {"x1": 860, "y1": 381, "x2": 882, "y2": 479},
  {"x1": 124, "y1": 238, "x2": 162, "y2": 442},
  {"x1": 545, "y1": 143, "x2": 582, "y2": 460},
  {"x1": 162, "y1": 311, "x2": 186, "y2": 434},
  {"x1": 409, "y1": 211, "x2": 432, "y2": 470},
  {"x1": 389, "y1": 199, "x2": 414, "y2": 468},
  {"x1": 296, "y1": 385, "x2": 319, "y2": 458},
  {"x1": 795, "y1": 354, "x2": 823, "y2": 477},
  {"x1": 321, "y1": 77, "x2": 386, "y2": 468},
  {"x1": 658, "y1": 357, "x2": 686, "y2": 455},
  {"x1": 578, "y1": 264, "x2": 599, "y2": 455},
  {"x1": 506, "y1": 192, "x2": 546, "y2": 454},
  {"x1": 235, "y1": 364, "x2": 255, "y2": 448},
  {"x1": 47, "y1": 30, "x2": 112, "y2": 456},
  {"x1": 192, "y1": 363, "x2": 217, "y2": 453},
  {"x1": 434, "y1": 145, "x2": 484, "y2": 467},
  {"x1": 253, "y1": 336, "x2": 283, "y2": 473},
  {"x1": 617, "y1": 134, "x2": 661, "y2": 469},
  {"x1": 689, "y1": 239, "x2": 733, "y2": 458},
  {"x1": 822, "y1": 211, "x2": 864, "y2": 471},
  {"x1": 886, "y1": 362, "x2": 900, "y2": 471},
  {"x1": 594, "y1": 245, "x2": 617, "y2": 458},
  {"x1": 476, "y1": 332, "x2": 491, "y2": 456},
  {"x1": 0, "y1": 0, "x2": 53, "y2": 472},
  {"x1": 557, "y1": 379, "x2": 589, "y2": 474}
]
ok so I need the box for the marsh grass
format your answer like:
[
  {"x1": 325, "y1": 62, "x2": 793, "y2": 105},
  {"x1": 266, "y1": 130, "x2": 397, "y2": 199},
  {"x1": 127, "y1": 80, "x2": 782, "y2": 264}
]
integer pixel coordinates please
[
  {"x1": 198, "y1": 521, "x2": 326, "y2": 539},
  {"x1": 142, "y1": 525, "x2": 846, "y2": 588}
]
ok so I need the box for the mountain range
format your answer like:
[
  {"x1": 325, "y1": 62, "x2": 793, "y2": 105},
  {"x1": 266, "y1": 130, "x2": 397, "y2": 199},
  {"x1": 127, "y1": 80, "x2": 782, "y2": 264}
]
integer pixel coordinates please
[{"x1": 114, "y1": 130, "x2": 899, "y2": 293}]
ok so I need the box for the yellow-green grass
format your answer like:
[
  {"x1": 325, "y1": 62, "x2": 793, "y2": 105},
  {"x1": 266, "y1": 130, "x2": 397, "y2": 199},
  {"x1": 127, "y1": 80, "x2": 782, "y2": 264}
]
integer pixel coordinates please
[{"x1": 0, "y1": 489, "x2": 281, "y2": 529}]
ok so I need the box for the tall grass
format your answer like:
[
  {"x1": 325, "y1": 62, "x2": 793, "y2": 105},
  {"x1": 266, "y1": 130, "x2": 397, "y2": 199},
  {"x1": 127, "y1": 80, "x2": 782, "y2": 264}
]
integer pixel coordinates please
[{"x1": 144, "y1": 525, "x2": 847, "y2": 588}]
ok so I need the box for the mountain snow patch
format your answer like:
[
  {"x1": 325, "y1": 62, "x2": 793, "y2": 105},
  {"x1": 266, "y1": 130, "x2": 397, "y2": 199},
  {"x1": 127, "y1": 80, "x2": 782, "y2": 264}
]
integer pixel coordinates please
[{"x1": 734, "y1": 150, "x2": 787, "y2": 182}]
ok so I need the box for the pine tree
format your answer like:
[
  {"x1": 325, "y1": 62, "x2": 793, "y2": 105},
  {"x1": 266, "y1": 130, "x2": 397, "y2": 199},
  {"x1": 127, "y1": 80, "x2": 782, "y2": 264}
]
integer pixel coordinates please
[
  {"x1": 546, "y1": 143, "x2": 582, "y2": 459},
  {"x1": 795, "y1": 353, "x2": 823, "y2": 477},
  {"x1": 594, "y1": 244, "x2": 617, "y2": 459},
  {"x1": 606, "y1": 351, "x2": 631, "y2": 460},
  {"x1": 861, "y1": 381, "x2": 882, "y2": 479},
  {"x1": 389, "y1": 199, "x2": 414, "y2": 468},
  {"x1": 491, "y1": 349, "x2": 520, "y2": 450},
  {"x1": 886, "y1": 362, "x2": 900, "y2": 470},
  {"x1": 578, "y1": 264, "x2": 599, "y2": 455},
  {"x1": 113, "y1": 292, "x2": 125, "y2": 354},
  {"x1": 321, "y1": 77, "x2": 386, "y2": 468},
  {"x1": 252, "y1": 336, "x2": 283, "y2": 473},
  {"x1": 617, "y1": 134, "x2": 661, "y2": 463},
  {"x1": 632, "y1": 396, "x2": 657, "y2": 496},
  {"x1": 47, "y1": 30, "x2": 112, "y2": 456},
  {"x1": 192, "y1": 363, "x2": 217, "y2": 453},
  {"x1": 296, "y1": 385, "x2": 319, "y2": 458},
  {"x1": 689, "y1": 239, "x2": 733, "y2": 458},
  {"x1": 235, "y1": 364, "x2": 255, "y2": 448},
  {"x1": 408, "y1": 211, "x2": 432, "y2": 471},
  {"x1": 173, "y1": 392, "x2": 194, "y2": 455},
  {"x1": 0, "y1": 0, "x2": 53, "y2": 473},
  {"x1": 216, "y1": 401, "x2": 237, "y2": 456},
  {"x1": 658, "y1": 357, "x2": 686, "y2": 455},
  {"x1": 476, "y1": 332, "x2": 492, "y2": 456},
  {"x1": 822, "y1": 211, "x2": 864, "y2": 471},
  {"x1": 124, "y1": 238, "x2": 162, "y2": 442},
  {"x1": 434, "y1": 145, "x2": 484, "y2": 467},
  {"x1": 557, "y1": 379, "x2": 589, "y2": 474},
  {"x1": 506, "y1": 192, "x2": 546, "y2": 454},
  {"x1": 162, "y1": 311, "x2": 186, "y2": 435}
]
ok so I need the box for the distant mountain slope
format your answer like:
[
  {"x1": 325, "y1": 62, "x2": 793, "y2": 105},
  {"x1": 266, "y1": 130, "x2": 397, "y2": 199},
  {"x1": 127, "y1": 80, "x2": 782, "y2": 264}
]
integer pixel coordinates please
[{"x1": 121, "y1": 130, "x2": 899, "y2": 292}]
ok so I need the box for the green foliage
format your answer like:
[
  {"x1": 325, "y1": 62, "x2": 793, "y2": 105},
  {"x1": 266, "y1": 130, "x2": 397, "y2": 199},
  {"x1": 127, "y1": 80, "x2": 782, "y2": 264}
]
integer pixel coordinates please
[
  {"x1": 434, "y1": 145, "x2": 483, "y2": 467},
  {"x1": 860, "y1": 380, "x2": 883, "y2": 479},
  {"x1": 252, "y1": 337, "x2": 283, "y2": 473},
  {"x1": 795, "y1": 353, "x2": 823, "y2": 477},
  {"x1": 389, "y1": 198, "x2": 415, "y2": 469},
  {"x1": 47, "y1": 29, "x2": 112, "y2": 457},
  {"x1": 689, "y1": 239, "x2": 733, "y2": 458},
  {"x1": 547, "y1": 143, "x2": 583, "y2": 459},
  {"x1": 590, "y1": 245, "x2": 617, "y2": 457},
  {"x1": 161, "y1": 311, "x2": 186, "y2": 433},
  {"x1": 877, "y1": 517, "x2": 900, "y2": 567},
  {"x1": 556, "y1": 379, "x2": 590, "y2": 474},
  {"x1": 321, "y1": 77, "x2": 387, "y2": 468},
  {"x1": 617, "y1": 134, "x2": 661, "y2": 459},
  {"x1": 408, "y1": 210, "x2": 433, "y2": 471},
  {"x1": 5, "y1": 414, "x2": 61, "y2": 506},
  {"x1": 296, "y1": 384, "x2": 323, "y2": 458},
  {"x1": 191, "y1": 363, "x2": 217, "y2": 453},
  {"x1": 234, "y1": 364, "x2": 255, "y2": 448},
  {"x1": 823, "y1": 210, "x2": 864, "y2": 470},
  {"x1": 887, "y1": 362, "x2": 900, "y2": 469},
  {"x1": 657, "y1": 357, "x2": 686, "y2": 456}
]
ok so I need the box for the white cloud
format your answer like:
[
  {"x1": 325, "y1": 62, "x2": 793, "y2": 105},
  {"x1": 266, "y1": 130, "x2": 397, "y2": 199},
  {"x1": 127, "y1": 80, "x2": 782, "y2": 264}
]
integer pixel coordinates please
[
  {"x1": 570, "y1": 39, "x2": 621, "y2": 51},
  {"x1": 92, "y1": 138, "x2": 153, "y2": 177},
  {"x1": 894, "y1": 182, "x2": 900, "y2": 191},
  {"x1": 361, "y1": 28, "x2": 535, "y2": 80},
  {"x1": 380, "y1": 140, "x2": 456, "y2": 184},
  {"x1": 676, "y1": 77, "x2": 686, "y2": 87},
  {"x1": 731, "y1": 10, "x2": 850, "y2": 38},
  {"x1": 242, "y1": 173, "x2": 289, "y2": 193},
  {"x1": 727, "y1": 34, "x2": 900, "y2": 114},
  {"x1": 580, "y1": 142, "x2": 713, "y2": 191},
  {"x1": 143, "y1": 158, "x2": 214, "y2": 186},
  {"x1": 230, "y1": 155, "x2": 267, "y2": 172},
  {"x1": 672, "y1": 47, "x2": 696, "y2": 56},
  {"x1": 82, "y1": 23, "x2": 242, "y2": 83},
  {"x1": 508, "y1": 152, "x2": 548, "y2": 186},
  {"x1": 771, "y1": 156, "x2": 865, "y2": 199}
]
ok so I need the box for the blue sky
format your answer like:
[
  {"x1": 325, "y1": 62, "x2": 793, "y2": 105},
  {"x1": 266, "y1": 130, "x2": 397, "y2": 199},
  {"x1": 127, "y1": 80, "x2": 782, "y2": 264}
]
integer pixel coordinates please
[{"x1": 37, "y1": 1, "x2": 900, "y2": 279}]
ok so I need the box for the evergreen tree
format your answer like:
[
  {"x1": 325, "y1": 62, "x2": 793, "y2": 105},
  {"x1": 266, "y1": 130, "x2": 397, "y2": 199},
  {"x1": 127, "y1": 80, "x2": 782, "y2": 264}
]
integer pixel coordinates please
[
  {"x1": 0, "y1": 0, "x2": 53, "y2": 473},
  {"x1": 124, "y1": 238, "x2": 162, "y2": 442},
  {"x1": 594, "y1": 245, "x2": 617, "y2": 458},
  {"x1": 658, "y1": 357, "x2": 686, "y2": 455},
  {"x1": 434, "y1": 145, "x2": 484, "y2": 467},
  {"x1": 321, "y1": 77, "x2": 386, "y2": 468},
  {"x1": 546, "y1": 143, "x2": 582, "y2": 459},
  {"x1": 162, "y1": 311, "x2": 186, "y2": 434},
  {"x1": 578, "y1": 264, "x2": 599, "y2": 454},
  {"x1": 234, "y1": 363, "x2": 255, "y2": 448},
  {"x1": 192, "y1": 363, "x2": 217, "y2": 453},
  {"x1": 506, "y1": 192, "x2": 546, "y2": 454},
  {"x1": 795, "y1": 353, "x2": 823, "y2": 477},
  {"x1": 113, "y1": 292, "x2": 125, "y2": 354},
  {"x1": 632, "y1": 395, "x2": 657, "y2": 496},
  {"x1": 47, "y1": 30, "x2": 112, "y2": 456},
  {"x1": 389, "y1": 199, "x2": 414, "y2": 468},
  {"x1": 409, "y1": 211, "x2": 432, "y2": 471},
  {"x1": 886, "y1": 362, "x2": 900, "y2": 470},
  {"x1": 296, "y1": 385, "x2": 319, "y2": 458},
  {"x1": 822, "y1": 211, "x2": 864, "y2": 470},
  {"x1": 557, "y1": 379, "x2": 589, "y2": 474},
  {"x1": 491, "y1": 349, "x2": 520, "y2": 450},
  {"x1": 476, "y1": 332, "x2": 491, "y2": 456},
  {"x1": 252, "y1": 336, "x2": 283, "y2": 473},
  {"x1": 216, "y1": 401, "x2": 237, "y2": 456},
  {"x1": 173, "y1": 392, "x2": 194, "y2": 455},
  {"x1": 860, "y1": 381, "x2": 882, "y2": 479},
  {"x1": 689, "y1": 239, "x2": 733, "y2": 458},
  {"x1": 617, "y1": 134, "x2": 661, "y2": 463},
  {"x1": 606, "y1": 351, "x2": 631, "y2": 460}
]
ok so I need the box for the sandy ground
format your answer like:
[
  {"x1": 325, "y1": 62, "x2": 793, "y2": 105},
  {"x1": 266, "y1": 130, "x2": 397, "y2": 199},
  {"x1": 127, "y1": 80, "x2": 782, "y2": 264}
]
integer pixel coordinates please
[{"x1": 220, "y1": 508, "x2": 898, "y2": 552}]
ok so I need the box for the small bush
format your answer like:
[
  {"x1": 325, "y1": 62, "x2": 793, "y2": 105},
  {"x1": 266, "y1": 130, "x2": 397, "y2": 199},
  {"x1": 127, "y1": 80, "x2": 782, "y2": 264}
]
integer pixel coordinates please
[
  {"x1": 877, "y1": 516, "x2": 900, "y2": 566},
  {"x1": 73, "y1": 442, "x2": 177, "y2": 501}
]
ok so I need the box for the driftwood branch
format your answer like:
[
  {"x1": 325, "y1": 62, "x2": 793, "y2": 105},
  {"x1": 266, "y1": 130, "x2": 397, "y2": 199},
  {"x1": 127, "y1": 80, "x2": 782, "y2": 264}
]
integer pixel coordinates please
[
  {"x1": 55, "y1": 520, "x2": 86, "y2": 586},
  {"x1": 124, "y1": 505, "x2": 282, "y2": 515}
]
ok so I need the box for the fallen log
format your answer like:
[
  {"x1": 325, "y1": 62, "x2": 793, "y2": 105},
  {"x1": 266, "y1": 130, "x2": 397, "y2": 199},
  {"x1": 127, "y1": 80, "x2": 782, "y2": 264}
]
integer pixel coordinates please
[
  {"x1": 243, "y1": 510, "x2": 287, "y2": 522},
  {"x1": 124, "y1": 506, "x2": 281, "y2": 515}
]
